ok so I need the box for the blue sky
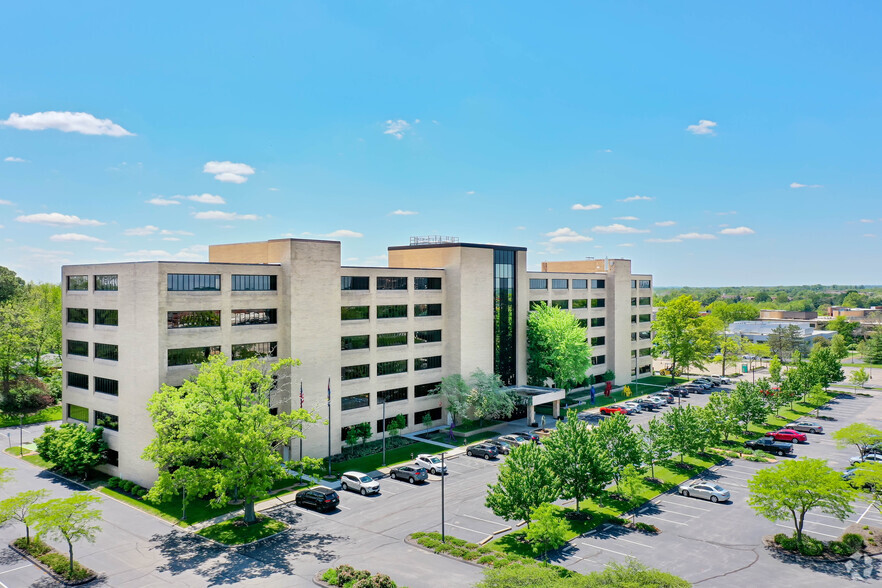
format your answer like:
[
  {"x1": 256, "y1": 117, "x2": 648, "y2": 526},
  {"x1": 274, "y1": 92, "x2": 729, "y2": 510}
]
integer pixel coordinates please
[{"x1": 1, "y1": 1, "x2": 880, "y2": 286}]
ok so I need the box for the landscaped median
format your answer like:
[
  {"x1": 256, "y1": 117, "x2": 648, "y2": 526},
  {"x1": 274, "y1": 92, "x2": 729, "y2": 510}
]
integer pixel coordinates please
[
  {"x1": 196, "y1": 514, "x2": 287, "y2": 546},
  {"x1": 10, "y1": 537, "x2": 96, "y2": 585}
]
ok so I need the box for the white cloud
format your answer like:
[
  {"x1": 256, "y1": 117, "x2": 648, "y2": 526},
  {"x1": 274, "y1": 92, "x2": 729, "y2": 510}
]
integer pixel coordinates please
[
  {"x1": 268, "y1": 187, "x2": 280, "y2": 191},
  {"x1": 383, "y1": 120, "x2": 412, "y2": 139},
  {"x1": 193, "y1": 210, "x2": 260, "y2": 221},
  {"x1": 515, "y1": 226, "x2": 526, "y2": 230},
  {"x1": 18, "y1": 246, "x2": 72, "y2": 264},
  {"x1": 325, "y1": 229, "x2": 363, "y2": 238},
  {"x1": 592, "y1": 224, "x2": 649, "y2": 234},
  {"x1": 16, "y1": 212, "x2": 104, "y2": 226},
  {"x1": 203, "y1": 161, "x2": 255, "y2": 184},
  {"x1": 654, "y1": 220, "x2": 676, "y2": 227},
  {"x1": 160, "y1": 229, "x2": 194, "y2": 236},
  {"x1": 162, "y1": 237, "x2": 180, "y2": 241},
  {"x1": 0, "y1": 199, "x2": 13, "y2": 206},
  {"x1": 618, "y1": 195, "x2": 653, "y2": 202},
  {"x1": 600, "y1": 148, "x2": 613, "y2": 153},
  {"x1": 618, "y1": 243, "x2": 635, "y2": 247},
  {"x1": 124, "y1": 225, "x2": 159, "y2": 236},
  {"x1": 183, "y1": 193, "x2": 225, "y2": 204},
  {"x1": 4, "y1": 156, "x2": 27, "y2": 163},
  {"x1": 863, "y1": 234, "x2": 876, "y2": 238},
  {"x1": 124, "y1": 245, "x2": 207, "y2": 261},
  {"x1": 49, "y1": 233, "x2": 104, "y2": 243},
  {"x1": 790, "y1": 182, "x2": 822, "y2": 189},
  {"x1": 1, "y1": 111, "x2": 133, "y2": 136},
  {"x1": 391, "y1": 209, "x2": 418, "y2": 216},
  {"x1": 466, "y1": 190, "x2": 475, "y2": 195},
  {"x1": 686, "y1": 119, "x2": 717, "y2": 135},
  {"x1": 719, "y1": 226, "x2": 756, "y2": 235},
  {"x1": 545, "y1": 227, "x2": 593, "y2": 243},
  {"x1": 146, "y1": 197, "x2": 180, "y2": 206},
  {"x1": 677, "y1": 232, "x2": 717, "y2": 240},
  {"x1": 614, "y1": 216, "x2": 639, "y2": 221},
  {"x1": 859, "y1": 219, "x2": 874, "y2": 224},
  {"x1": 572, "y1": 203, "x2": 602, "y2": 211},
  {"x1": 645, "y1": 238, "x2": 682, "y2": 243}
]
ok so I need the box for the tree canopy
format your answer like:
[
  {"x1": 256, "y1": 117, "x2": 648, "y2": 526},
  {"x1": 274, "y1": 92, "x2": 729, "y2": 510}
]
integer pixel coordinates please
[
  {"x1": 651, "y1": 295, "x2": 715, "y2": 383},
  {"x1": 486, "y1": 442, "x2": 559, "y2": 526},
  {"x1": 527, "y1": 303, "x2": 592, "y2": 389},
  {"x1": 35, "y1": 423, "x2": 107, "y2": 478},
  {"x1": 543, "y1": 410, "x2": 612, "y2": 511},
  {"x1": 32, "y1": 493, "x2": 102, "y2": 577}
]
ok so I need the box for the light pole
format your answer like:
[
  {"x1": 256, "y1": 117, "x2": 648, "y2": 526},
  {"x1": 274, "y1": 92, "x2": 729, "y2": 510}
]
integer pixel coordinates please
[
  {"x1": 381, "y1": 396, "x2": 387, "y2": 467},
  {"x1": 441, "y1": 451, "x2": 446, "y2": 543}
]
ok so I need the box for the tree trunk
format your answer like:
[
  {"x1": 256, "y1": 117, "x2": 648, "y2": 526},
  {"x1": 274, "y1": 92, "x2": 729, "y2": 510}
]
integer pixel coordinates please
[
  {"x1": 722, "y1": 345, "x2": 727, "y2": 377},
  {"x1": 25, "y1": 525, "x2": 29, "y2": 545},
  {"x1": 795, "y1": 510, "x2": 805, "y2": 545},
  {"x1": 243, "y1": 499, "x2": 257, "y2": 524},
  {"x1": 68, "y1": 540, "x2": 74, "y2": 576}
]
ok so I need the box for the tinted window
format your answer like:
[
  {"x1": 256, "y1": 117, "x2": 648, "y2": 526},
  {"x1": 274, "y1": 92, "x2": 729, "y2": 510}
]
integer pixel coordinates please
[
  {"x1": 378, "y1": 387, "x2": 408, "y2": 403},
  {"x1": 414, "y1": 407, "x2": 442, "y2": 423},
  {"x1": 94, "y1": 275, "x2": 118, "y2": 291},
  {"x1": 414, "y1": 329, "x2": 441, "y2": 344},
  {"x1": 551, "y1": 299, "x2": 568, "y2": 309},
  {"x1": 552, "y1": 279, "x2": 568, "y2": 290},
  {"x1": 168, "y1": 310, "x2": 221, "y2": 328},
  {"x1": 640, "y1": 297, "x2": 652, "y2": 306},
  {"x1": 95, "y1": 410, "x2": 119, "y2": 431},
  {"x1": 591, "y1": 298, "x2": 605, "y2": 308},
  {"x1": 167, "y1": 274, "x2": 220, "y2": 291},
  {"x1": 377, "y1": 277, "x2": 407, "y2": 290},
  {"x1": 377, "y1": 332, "x2": 407, "y2": 347},
  {"x1": 231, "y1": 341, "x2": 277, "y2": 360},
  {"x1": 590, "y1": 317, "x2": 605, "y2": 327},
  {"x1": 377, "y1": 305, "x2": 407, "y2": 319},
  {"x1": 639, "y1": 279, "x2": 651, "y2": 288},
  {"x1": 94, "y1": 343, "x2": 118, "y2": 361},
  {"x1": 94, "y1": 309, "x2": 118, "y2": 326},
  {"x1": 232, "y1": 275, "x2": 277, "y2": 291},
  {"x1": 414, "y1": 303, "x2": 441, "y2": 317},
  {"x1": 67, "y1": 340, "x2": 88, "y2": 357},
  {"x1": 67, "y1": 275, "x2": 88, "y2": 291},
  {"x1": 591, "y1": 279, "x2": 605, "y2": 289},
  {"x1": 341, "y1": 364, "x2": 369, "y2": 381},
  {"x1": 530, "y1": 300, "x2": 547, "y2": 311},
  {"x1": 341, "y1": 335, "x2": 370, "y2": 350},
  {"x1": 68, "y1": 404, "x2": 89, "y2": 422},
  {"x1": 573, "y1": 279, "x2": 588, "y2": 289},
  {"x1": 94, "y1": 376, "x2": 119, "y2": 396},
  {"x1": 414, "y1": 277, "x2": 441, "y2": 290},
  {"x1": 591, "y1": 355, "x2": 606, "y2": 365},
  {"x1": 591, "y1": 336, "x2": 605, "y2": 346},
  {"x1": 341, "y1": 393, "x2": 370, "y2": 411},
  {"x1": 415, "y1": 356, "x2": 441, "y2": 370},
  {"x1": 67, "y1": 372, "x2": 89, "y2": 389},
  {"x1": 414, "y1": 382, "x2": 440, "y2": 397},
  {"x1": 341, "y1": 276, "x2": 369, "y2": 291},
  {"x1": 341, "y1": 306, "x2": 369, "y2": 320},
  {"x1": 232, "y1": 309, "x2": 277, "y2": 326},
  {"x1": 572, "y1": 299, "x2": 588, "y2": 309},
  {"x1": 168, "y1": 346, "x2": 221, "y2": 366},
  {"x1": 529, "y1": 279, "x2": 547, "y2": 289},
  {"x1": 377, "y1": 414, "x2": 408, "y2": 431},
  {"x1": 377, "y1": 360, "x2": 407, "y2": 376},
  {"x1": 67, "y1": 308, "x2": 88, "y2": 324}
]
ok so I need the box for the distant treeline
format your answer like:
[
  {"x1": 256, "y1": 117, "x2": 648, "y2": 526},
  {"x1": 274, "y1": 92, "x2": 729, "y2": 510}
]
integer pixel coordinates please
[{"x1": 654, "y1": 285, "x2": 882, "y2": 313}]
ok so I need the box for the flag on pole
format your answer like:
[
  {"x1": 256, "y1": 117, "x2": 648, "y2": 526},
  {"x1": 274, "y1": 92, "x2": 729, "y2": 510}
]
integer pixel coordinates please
[{"x1": 299, "y1": 381, "x2": 304, "y2": 409}]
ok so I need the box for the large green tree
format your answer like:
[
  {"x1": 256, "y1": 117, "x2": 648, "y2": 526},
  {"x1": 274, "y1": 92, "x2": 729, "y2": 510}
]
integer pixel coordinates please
[
  {"x1": 0, "y1": 303, "x2": 34, "y2": 392},
  {"x1": 1, "y1": 382, "x2": 54, "y2": 448},
  {"x1": 830, "y1": 334, "x2": 849, "y2": 360},
  {"x1": 24, "y1": 283, "x2": 62, "y2": 376},
  {"x1": 641, "y1": 418, "x2": 672, "y2": 479},
  {"x1": 0, "y1": 267, "x2": 25, "y2": 304},
  {"x1": 660, "y1": 405, "x2": 704, "y2": 462},
  {"x1": 543, "y1": 410, "x2": 612, "y2": 512},
  {"x1": 831, "y1": 423, "x2": 882, "y2": 459},
  {"x1": 701, "y1": 391, "x2": 740, "y2": 442},
  {"x1": 35, "y1": 423, "x2": 108, "y2": 479},
  {"x1": 486, "y1": 442, "x2": 559, "y2": 527},
  {"x1": 468, "y1": 369, "x2": 516, "y2": 423},
  {"x1": 865, "y1": 327, "x2": 882, "y2": 364},
  {"x1": 767, "y1": 324, "x2": 804, "y2": 361},
  {"x1": 32, "y1": 493, "x2": 102, "y2": 577},
  {"x1": 526, "y1": 303, "x2": 592, "y2": 389},
  {"x1": 651, "y1": 295, "x2": 715, "y2": 384},
  {"x1": 143, "y1": 354, "x2": 317, "y2": 523},
  {"x1": 808, "y1": 346, "x2": 844, "y2": 390},
  {"x1": 826, "y1": 316, "x2": 860, "y2": 344},
  {"x1": 728, "y1": 381, "x2": 768, "y2": 433},
  {"x1": 707, "y1": 301, "x2": 759, "y2": 376},
  {"x1": 592, "y1": 414, "x2": 643, "y2": 490},
  {"x1": 433, "y1": 374, "x2": 470, "y2": 425},
  {"x1": 748, "y1": 458, "x2": 855, "y2": 546}
]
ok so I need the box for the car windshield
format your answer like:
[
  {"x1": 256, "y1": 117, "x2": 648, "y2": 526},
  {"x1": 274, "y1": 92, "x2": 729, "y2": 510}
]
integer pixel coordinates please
[
  {"x1": 429, "y1": 457, "x2": 440, "y2": 463},
  {"x1": 359, "y1": 476, "x2": 372, "y2": 483},
  {"x1": 710, "y1": 485, "x2": 726, "y2": 492}
]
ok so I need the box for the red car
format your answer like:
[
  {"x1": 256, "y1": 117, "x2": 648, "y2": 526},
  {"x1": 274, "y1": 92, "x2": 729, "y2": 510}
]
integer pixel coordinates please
[
  {"x1": 765, "y1": 429, "x2": 807, "y2": 444},
  {"x1": 599, "y1": 406, "x2": 627, "y2": 415}
]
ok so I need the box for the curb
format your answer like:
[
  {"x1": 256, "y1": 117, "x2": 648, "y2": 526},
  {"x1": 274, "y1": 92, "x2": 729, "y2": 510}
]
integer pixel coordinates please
[{"x1": 9, "y1": 542, "x2": 97, "y2": 586}]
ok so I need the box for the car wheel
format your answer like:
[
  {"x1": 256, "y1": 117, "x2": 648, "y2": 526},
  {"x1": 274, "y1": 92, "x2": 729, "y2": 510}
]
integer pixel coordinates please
[
  {"x1": 408, "y1": 477, "x2": 415, "y2": 484},
  {"x1": 810, "y1": 429, "x2": 817, "y2": 434},
  {"x1": 467, "y1": 450, "x2": 473, "y2": 457},
  {"x1": 431, "y1": 468, "x2": 437, "y2": 475},
  {"x1": 391, "y1": 472, "x2": 397, "y2": 480},
  {"x1": 360, "y1": 488, "x2": 366, "y2": 496},
  {"x1": 710, "y1": 495, "x2": 719, "y2": 503},
  {"x1": 341, "y1": 482, "x2": 348, "y2": 491},
  {"x1": 791, "y1": 438, "x2": 798, "y2": 444},
  {"x1": 681, "y1": 490, "x2": 689, "y2": 497},
  {"x1": 484, "y1": 454, "x2": 491, "y2": 460},
  {"x1": 778, "y1": 450, "x2": 785, "y2": 456}
]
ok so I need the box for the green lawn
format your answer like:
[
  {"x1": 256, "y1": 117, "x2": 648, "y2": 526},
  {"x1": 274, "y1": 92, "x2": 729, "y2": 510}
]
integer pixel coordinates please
[
  {"x1": 629, "y1": 375, "x2": 689, "y2": 387},
  {"x1": 330, "y1": 441, "x2": 442, "y2": 475},
  {"x1": 100, "y1": 487, "x2": 245, "y2": 527},
  {"x1": 453, "y1": 419, "x2": 504, "y2": 433},
  {"x1": 0, "y1": 405, "x2": 62, "y2": 428},
  {"x1": 197, "y1": 514, "x2": 287, "y2": 545},
  {"x1": 22, "y1": 454, "x2": 53, "y2": 469},
  {"x1": 843, "y1": 361, "x2": 882, "y2": 369},
  {"x1": 4, "y1": 447, "x2": 28, "y2": 456}
]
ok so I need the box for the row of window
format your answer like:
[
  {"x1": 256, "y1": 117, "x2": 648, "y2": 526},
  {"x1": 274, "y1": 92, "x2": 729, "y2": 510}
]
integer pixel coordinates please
[
  {"x1": 591, "y1": 355, "x2": 606, "y2": 366},
  {"x1": 67, "y1": 274, "x2": 118, "y2": 291},
  {"x1": 529, "y1": 298, "x2": 605, "y2": 311},
  {"x1": 631, "y1": 314, "x2": 652, "y2": 323},
  {"x1": 67, "y1": 308, "x2": 118, "y2": 326},
  {"x1": 166, "y1": 309, "x2": 277, "y2": 328},
  {"x1": 167, "y1": 274, "x2": 278, "y2": 292},
  {"x1": 342, "y1": 356, "x2": 442, "y2": 381},
  {"x1": 341, "y1": 330, "x2": 441, "y2": 351},
  {"x1": 631, "y1": 347, "x2": 653, "y2": 357},
  {"x1": 166, "y1": 342, "x2": 277, "y2": 366},
  {"x1": 67, "y1": 340, "x2": 118, "y2": 361},
  {"x1": 67, "y1": 403, "x2": 119, "y2": 431},
  {"x1": 576, "y1": 317, "x2": 606, "y2": 328},
  {"x1": 66, "y1": 372, "x2": 119, "y2": 396},
  {"x1": 342, "y1": 304, "x2": 441, "y2": 321},
  {"x1": 340, "y1": 381, "x2": 440, "y2": 411},
  {"x1": 631, "y1": 330, "x2": 652, "y2": 341},
  {"x1": 630, "y1": 297, "x2": 652, "y2": 306},
  {"x1": 341, "y1": 276, "x2": 442, "y2": 291},
  {"x1": 340, "y1": 407, "x2": 443, "y2": 440},
  {"x1": 632, "y1": 279, "x2": 652, "y2": 289},
  {"x1": 529, "y1": 278, "x2": 605, "y2": 290}
]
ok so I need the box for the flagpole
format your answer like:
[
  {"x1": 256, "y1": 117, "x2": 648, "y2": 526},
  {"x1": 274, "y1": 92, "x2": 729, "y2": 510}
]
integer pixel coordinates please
[
  {"x1": 299, "y1": 380, "x2": 304, "y2": 462},
  {"x1": 327, "y1": 377, "x2": 332, "y2": 477}
]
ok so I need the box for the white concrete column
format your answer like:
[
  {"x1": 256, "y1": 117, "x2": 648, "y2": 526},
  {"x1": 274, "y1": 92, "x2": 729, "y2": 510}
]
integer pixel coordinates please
[{"x1": 552, "y1": 400, "x2": 561, "y2": 419}]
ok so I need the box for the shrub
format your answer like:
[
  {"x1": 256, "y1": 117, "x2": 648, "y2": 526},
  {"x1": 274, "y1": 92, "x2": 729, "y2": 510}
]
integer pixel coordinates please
[
  {"x1": 463, "y1": 542, "x2": 479, "y2": 550},
  {"x1": 39, "y1": 552, "x2": 92, "y2": 582},
  {"x1": 353, "y1": 574, "x2": 397, "y2": 588},
  {"x1": 419, "y1": 538, "x2": 440, "y2": 550},
  {"x1": 477, "y1": 555, "x2": 496, "y2": 565},
  {"x1": 775, "y1": 534, "x2": 798, "y2": 550},
  {"x1": 842, "y1": 533, "x2": 864, "y2": 551},
  {"x1": 411, "y1": 532, "x2": 426, "y2": 539},
  {"x1": 798, "y1": 536, "x2": 824, "y2": 556},
  {"x1": 828, "y1": 541, "x2": 853, "y2": 556},
  {"x1": 322, "y1": 567, "x2": 339, "y2": 585},
  {"x1": 491, "y1": 558, "x2": 511, "y2": 568},
  {"x1": 773, "y1": 533, "x2": 788, "y2": 545},
  {"x1": 13, "y1": 537, "x2": 52, "y2": 556},
  {"x1": 635, "y1": 522, "x2": 659, "y2": 534},
  {"x1": 476, "y1": 545, "x2": 492, "y2": 554},
  {"x1": 462, "y1": 551, "x2": 482, "y2": 561},
  {"x1": 107, "y1": 477, "x2": 120, "y2": 489},
  {"x1": 447, "y1": 547, "x2": 467, "y2": 558}
]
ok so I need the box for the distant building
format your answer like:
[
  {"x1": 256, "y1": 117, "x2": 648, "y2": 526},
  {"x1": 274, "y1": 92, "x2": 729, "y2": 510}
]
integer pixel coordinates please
[
  {"x1": 728, "y1": 320, "x2": 835, "y2": 345},
  {"x1": 829, "y1": 306, "x2": 882, "y2": 319},
  {"x1": 759, "y1": 310, "x2": 818, "y2": 320}
]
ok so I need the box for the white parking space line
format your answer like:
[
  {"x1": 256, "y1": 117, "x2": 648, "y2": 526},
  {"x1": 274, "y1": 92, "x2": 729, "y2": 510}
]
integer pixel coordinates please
[
  {"x1": 609, "y1": 536, "x2": 654, "y2": 548},
  {"x1": 659, "y1": 500, "x2": 709, "y2": 511},
  {"x1": 290, "y1": 505, "x2": 329, "y2": 519},
  {"x1": 0, "y1": 564, "x2": 33, "y2": 576},
  {"x1": 459, "y1": 513, "x2": 508, "y2": 527},
  {"x1": 580, "y1": 542, "x2": 632, "y2": 557},
  {"x1": 855, "y1": 502, "x2": 877, "y2": 525},
  {"x1": 654, "y1": 507, "x2": 699, "y2": 518},
  {"x1": 800, "y1": 519, "x2": 848, "y2": 530},
  {"x1": 447, "y1": 522, "x2": 485, "y2": 536},
  {"x1": 337, "y1": 504, "x2": 351, "y2": 510},
  {"x1": 775, "y1": 523, "x2": 838, "y2": 539},
  {"x1": 639, "y1": 514, "x2": 688, "y2": 526}
]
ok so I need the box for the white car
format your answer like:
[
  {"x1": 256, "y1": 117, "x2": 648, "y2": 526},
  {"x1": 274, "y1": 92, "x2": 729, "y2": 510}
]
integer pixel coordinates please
[
  {"x1": 415, "y1": 454, "x2": 447, "y2": 475},
  {"x1": 340, "y1": 471, "x2": 381, "y2": 495},
  {"x1": 850, "y1": 453, "x2": 882, "y2": 466},
  {"x1": 678, "y1": 481, "x2": 730, "y2": 503},
  {"x1": 622, "y1": 401, "x2": 643, "y2": 413}
]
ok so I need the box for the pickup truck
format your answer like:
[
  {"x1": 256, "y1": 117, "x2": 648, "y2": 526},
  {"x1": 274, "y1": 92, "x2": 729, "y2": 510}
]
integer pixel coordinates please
[{"x1": 744, "y1": 437, "x2": 793, "y2": 456}]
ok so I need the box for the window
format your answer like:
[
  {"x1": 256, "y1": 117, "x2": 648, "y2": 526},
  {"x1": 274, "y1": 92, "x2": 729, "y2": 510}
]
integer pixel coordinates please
[
  {"x1": 67, "y1": 340, "x2": 88, "y2": 357},
  {"x1": 591, "y1": 336, "x2": 606, "y2": 346},
  {"x1": 341, "y1": 393, "x2": 370, "y2": 411},
  {"x1": 591, "y1": 279, "x2": 605, "y2": 289},
  {"x1": 341, "y1": 306, "x2": 369, "y2": 320},
  {"x1": 591, "y1": 298, "x2": 606, "y2": 308},
  {"x1": 341, "y1": 276, "x2": 369, "y2": 291},
  {"x1": 551, "y1": 299, "x2": 568, "y2": 309},
  {"x1": 640, "y1": 330, "x2": 652, "y2": 340},
  {"x1": 94, "y1": 309, "x2": 118, "y2": 326},
  {"x1": 378, "y1": 387, "x2": 408, "y2": 403},
  {"x1": 631, "y1": 279, "x2": 637, "y2": 288},
  {"x1": 232, "y1": 275, "x2": 277, "y2": 291},
  {"x1": 414, "y1": 277, "x2": 442, "y2": 290},
  {"x1": 591, "y1": 355, "x2": 606, "y2": 366},
  {"x1": 94, "y1": 376, "x2": 118, "y2": 396},
  {"x1": 414, "y1": 303, "x2": 441, "y2": 317},
  {"x1": 631, "y1": 297, "x2": 637, "y2": 307},
  {"x1": 414, "y1": 408, "x2": 442, "y2": 424},
  {"x1": 377, "y1": 305, "x2": 407, "y2": 319},
  {"x1": 415, "y1": 382, "x2": 440, "y2": 397},
  {"x1": 232, "y1": 341, "x2": 277, "y2": 360},
  {"x1": 415, "y1": 356, "x2": 441, "y2": 371},
  {"x1": 95, "y1": 410, "x2": 119, "y2": 431},
  {"x1": 342, "y1": 364, "x2": 369, "y2": 381},
  {"x1": 639, "y1": 297, "x2": 652, "y2": 306},
  {"x1": 530, "y1": 300, "x2": 547, "y2": 311},
  {"x1": 168, "y1": 346, "x2": 221, "y2": 366},
  {"x1": 590, "y1": 317, "x2": 605, "y2": 328},
  {"x1": 639, "y1": 314, "x2": 652, "y2": 323},
  {"x1": 631, "y1": 315, "x2": 637, "y2": 323},
  {"x1": 377, "y1": 414, "x2": 408, "y2": 432},
  {"x1": 95, "y1": 343, "x2": 119, "y2": 361},
  {"x1": 552, "y1": 279, "x2": 568, "y2": 290},
  {"x1": 377, "y1": 360, "x2": 407, "y2": 376},
  {"x1": 231, "y1": 309, "x2": 277, "y2": 326},
  {"x1": 341, "y1": 335, "x2": 370, "y2": 350},
  {"x1": 168, "y1": 310, "x2": 221, "y2": 329},
  {"x1": 67, "y1": 372, "x2": 89, "y2": 390},
  {"x1": 67, "y1": 308, "x2": 88, "y2": 324},
  {"x1": 631, "y1": 332, "x2": 637, "y2": 341},
  {"x1": 377, "y1": 332, "x2": 407, "y2": 347},
  {"x1": 572, "y1": 299, "x2": 588, "y2": 309},
  {"x1": 639, "y1": 279, "x2": 651, "y2": 289},
  {"x1": 94, "y1": 275, "x2": 118, "y2": 291},
  {"x1": 414, "y1": 329, "x2": 441, "y2": 344},
  {"x1": 576, "y1": 318, "x2": 588, "y2": 328},
  {"x1": 167, "y1": 274, "x2": 220, "y2": 291},
  {"x1": 573, "y1": 279, "x2": 588, "y2": 289},
  {"x1": 529, "y1": 279, "x2": 547, "y2": 290},
  {"x1": 67, "y1": 404, "x2": 89, "y2": 423},
  {"x1": 105, "y1": 449, "x2": 119, "y2": 467},
  {"x1": 67, "y1": 275, "x2": 88, "y2": 291},
  {"x1": 639, "y1": 347, "x2": 652, "y2": 357},
  {"x1": 377, "y1": 277, "x2": 407, "y2": 290},
  {"x1": 639, "y1": 365, "x2": 652, "y2": 374},
  {"x1": 341, "y1": 423, "x2": 371, "y2": 442}
]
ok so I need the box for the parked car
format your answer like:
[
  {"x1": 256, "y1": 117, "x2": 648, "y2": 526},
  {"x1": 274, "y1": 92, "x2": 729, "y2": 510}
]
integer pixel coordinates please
[
  {"x1": 466, "y1": 443, "x2": 499, "y2": 460},
  {"x1": 295, "y1": 486, "x2": 340, "y2": 512},
  {"x1": 765, "y1": 429, "x2": 808, "y2": 444},
  {"x1": 577, "y1": 412, "x2": 608, "y2": 425},
  {"x1": 693, "y1": 378, "x2": 715, "y2": 388},
  {"x1": 497, "y1": 434, "x2": 529, "y2": 447},
  {"x1": 340, "y1": 471, "x2": 380, "y2": 495},
  {"x1": 709, "y1": 376, "x2": 731, "y2": 385},
  {"x1": 389, "y1": 464, "x2": 429, "y2": 483},
  {"x1": 635, "y1": 398, "x2": 658, "y2": 410},
  {"x1": 645, "y1": 397, "x2": 667, "y2": 409},
  {"x1": 843, "y1": 466, "x2": 877, "y2": 489},
  {"x1": 850, "y1": 453, "x2": 882, "y2": 466},
  {"x1": 415, "y1": 454, "x2": 447, "y2": 475},
  {"x1": 678, "y1": 481, "x2": 730, "y2": 503},
  {"x1": 653, "y1": 392, "x2": 675, "y2": 403},
  {"x1": 485, "y1": 439, "x2": 513, "y2": 455},
  {"x1": 785, "y1": 421, "x2": 824, "y2": 434},
  {"x1": 682, "y1": 384, "x2": 709, "y2": 394},
  {"x1": 744, "y1": 437, "x2": 793, "y2": 456},
  {"x1": 616, "y1": 404, "x2": 638, "y2": 415},
  {"x1": 622, "y1": 401, "x2": 643, "y2": 413},
  {"x1": 516, "y1": 431, "x2": 541, "y2": 443},
  {"x1": 666, "y1": 387, "x2": 690, "y2": 398},
  {"x1": 600, "y1": 405, "x2": 628, "y2": 415}
]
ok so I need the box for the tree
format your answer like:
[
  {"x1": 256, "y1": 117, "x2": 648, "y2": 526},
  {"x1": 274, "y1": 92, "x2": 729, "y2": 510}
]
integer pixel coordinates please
[
  {"x1": 0, "y1": 383, "x2": 55, "y2": 449},
  {"x1": 768, "y1": 355, "x2": 782, "y2": 384},
  {"x1": 827, "y1": 316, "x2": 860, "y2": 344},
  {"x1": 850, "y1": 367, "x2": 870, "y2": 388},
  {"x1": 830, "y1": 334, "x2": 849, "y2": 360},
  {"x1": 347, "y1": 422, "x2": 371, "y2": 446},
  {"x1": 468, "y1": 369, "x2": 515, "y2": 423},
  {"x1": 842, "y1": 291, "x2": 868, "y2": 308},
  {"x1": 387, "y1": 414, "x2": 406, "y2": 437},
  {"x1": 767, "y1": 325, "x2": 803, "y2": 362},
  {"x1": 806, "y1": 384, "x2": 828, "y2": 417},
  {"x1": 526, "y1": 303, "x2": 592, "y2": 390},
  {"x1": 866, "y1": 327, "x2": 882, "y2": 364},
  {"x1": 832, "y1": 423, "x2": 882, "y2": 459},
  {"x1": 618, "y1": 464, "x2": 644, "y2": 523},
  {"x1": 728, "y1": 381, "x2": 768, "y2": 433},
  {"x1": 0, "y1": 489, "x2": 49, "y2": 544},
  {"x1": 525, "y1": 503, "x2": 568, "y2": 558},
  {"x1": 702, "y1": 392, "x2": 740, "y2": 443},
  {"x1": 748, "y1": 458, "x2": 855, "y2": 546},
  {"x1": 23, "y1": 283, "x2": 62, "y2": 376},
  {"x1": 661, "y1": 405, "x2": 704, "y2": 462},
  {"x1": 0, "y1": 267, "x2": 25, "y2": 304},
  {"x1": 857, "y1": 340, "x2": 868, "y2": 362},
  {"x1": 543, "y1": 410, "x2": 612, "y2": 512},
  {"x1": 143, "y1": 354, "x2": 317, "y2": 524},
  {"x1": 433, "y1": 374, "x2": 470, "y2": 425},
  {"x1": 486, "y1": 442, "x2": 559, "y2": 527},
  {"x1": 851, "y1": 463, "x2": 882, "y2": 516},
  {"x1": 707, "y1": 301, "x2": 759, "y2": 376},
  {"x1": 651, "y1": 295, "x2": 715, "y2": 384},
  {"x1": 641, "y1": 419, "x2": 672, "y2": 479},
  {"x1": 422, "y1": 411, "x2": 433, "y2": 431},
  {"x1": 32, "y1": 493, "x2": 102, "y2": 577},
  {"x1": 0, "y1": 302, "x2": 34, "y2": 392},
  {"x1": 35, "y1": 423, "x2": 107, "y2": 478},
  {"x1": 592, "y1": 414, "x2": 643, "y2": 490}
]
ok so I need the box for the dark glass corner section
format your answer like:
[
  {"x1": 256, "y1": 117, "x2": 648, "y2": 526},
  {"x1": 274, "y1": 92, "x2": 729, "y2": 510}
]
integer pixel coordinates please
[{"x1": 493, "y1": 249, "x2": 516, "y2": 385}]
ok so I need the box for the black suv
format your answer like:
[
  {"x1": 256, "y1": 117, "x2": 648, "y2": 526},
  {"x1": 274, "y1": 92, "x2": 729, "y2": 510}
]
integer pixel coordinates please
[
  {"x1": 295, "y1": 486, "x2": 340, "y2": 512},
  {"x1": 466, "y1": 443, "x2": 499, "y2": 460},
  {"x1": 667, "y1": 387, "x2": 690, "y2": 398},
  {"x1": 744, "y1": 437, "x2": 793, "y2": 457}
]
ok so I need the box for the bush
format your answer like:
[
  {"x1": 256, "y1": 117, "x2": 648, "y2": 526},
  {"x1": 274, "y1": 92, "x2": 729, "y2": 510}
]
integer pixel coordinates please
[
  {"x1": 842, "y1": 533, "x2": 864, "y2": 552},
  {"x1": 775, "y1": 533, "x2": 798, "y2": 550},
  {"x1": 477, "y1": 555, "x2": 496, "y2": 565},
  {"x1": 462, "y1": 551, "x2": 482, "y2": 561},
  {"x1": 635, "y1": 522, "x2": 659, "y2": 534},
  {"x1": 37, "y1": 552, "x2": 93, "y2": 582},
  {"x1": 321, "y1": 568, "x2": 339, "y2": 585},
  {"x1": 447, "y1": 546, "x2": 468, "y2": 558},
  {"x1": 419, "y1": 537, "x2": 440, "y2": 550},
  {"x1": 798, "y1": 536, "x2": 824, "y2": 556},
  {"x1": 353, "y1": 574, "x2": 397, "y2": 588},
  {"x1": 828, "y1": 541, "x2": 853, "y2": 556},
  {"x1": 13, "y1": 537, "x2": 51, "y2": 556},
  {"x1": 107, "y1": 477, "x2": 120, "y2": 489}
]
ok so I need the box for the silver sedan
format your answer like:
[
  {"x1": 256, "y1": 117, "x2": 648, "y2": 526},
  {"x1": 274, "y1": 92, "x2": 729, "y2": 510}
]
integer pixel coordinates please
[
  {"x1": 678, "y1": 481, "x2": 730, "y2": 503},
  {"x1": 785, "y1": 421, "x2": 824, "y2": 434}
]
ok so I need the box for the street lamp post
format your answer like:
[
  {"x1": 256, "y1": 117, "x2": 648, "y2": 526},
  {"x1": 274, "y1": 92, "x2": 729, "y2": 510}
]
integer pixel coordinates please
[
  {"x1": 381, "y1": 397, "x2": 387, "y2": 467},
  {"x1": 441, "y1": 451, "x2": 446, "y2": 543}
]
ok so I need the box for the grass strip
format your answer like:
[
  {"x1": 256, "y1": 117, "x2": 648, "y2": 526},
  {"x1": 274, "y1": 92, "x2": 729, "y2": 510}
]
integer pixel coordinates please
[{"x1": 197, "y1": 513, "x2": 287, "y2": 545}]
